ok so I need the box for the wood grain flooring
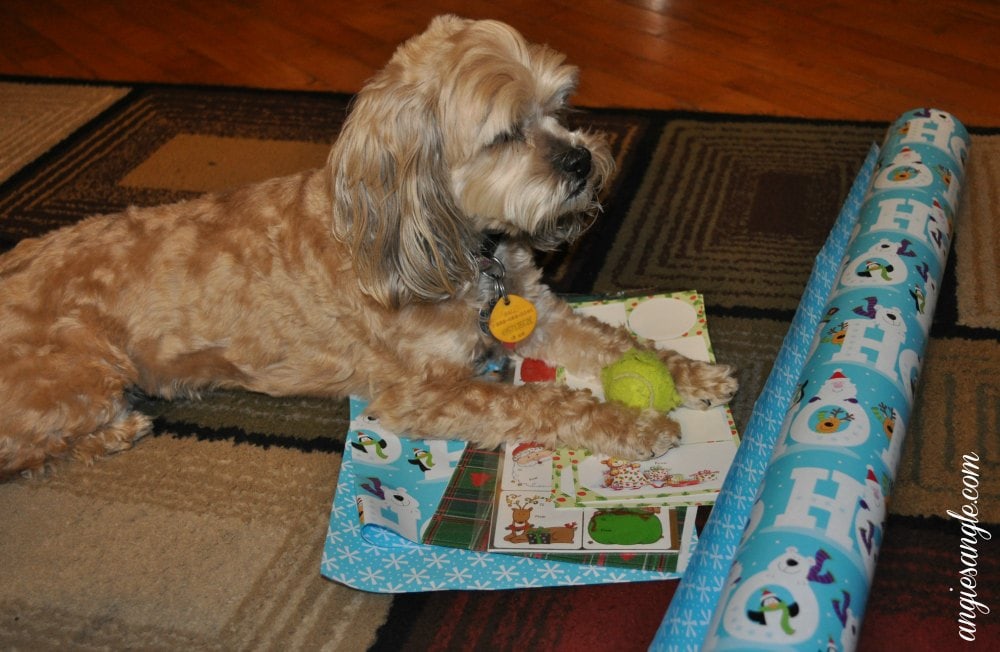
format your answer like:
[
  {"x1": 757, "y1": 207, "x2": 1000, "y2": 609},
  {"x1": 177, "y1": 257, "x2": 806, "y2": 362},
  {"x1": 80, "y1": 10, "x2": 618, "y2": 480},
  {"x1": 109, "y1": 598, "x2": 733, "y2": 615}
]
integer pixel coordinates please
[{"x1": 0, "y1": 0, "x2": 998, "y2": 124}]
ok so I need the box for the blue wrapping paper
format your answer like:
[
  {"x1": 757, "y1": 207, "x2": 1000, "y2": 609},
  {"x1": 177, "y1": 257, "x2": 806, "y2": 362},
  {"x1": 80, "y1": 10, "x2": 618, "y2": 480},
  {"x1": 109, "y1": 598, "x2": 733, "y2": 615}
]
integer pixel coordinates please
[{"x1": 653, "y1": 109, "x2": 970, "y2": 651}]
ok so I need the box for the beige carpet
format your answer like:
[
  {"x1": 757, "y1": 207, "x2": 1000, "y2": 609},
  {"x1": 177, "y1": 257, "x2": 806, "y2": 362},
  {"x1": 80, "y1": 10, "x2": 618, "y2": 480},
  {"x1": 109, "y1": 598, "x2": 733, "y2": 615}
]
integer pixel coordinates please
[
  {"x1": 2, "y1": 436, "x2": 389, "y2": 650},
  {"x1": 0, "y1": 81, "x2": 128, "y2": 183}
]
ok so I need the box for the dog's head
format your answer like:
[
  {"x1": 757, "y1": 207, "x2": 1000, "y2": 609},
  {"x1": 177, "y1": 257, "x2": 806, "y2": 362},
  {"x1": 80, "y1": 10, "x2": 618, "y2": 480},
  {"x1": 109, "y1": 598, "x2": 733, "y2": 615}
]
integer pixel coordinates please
[{"x1": 329, "y1": 15, "x2": 614, "y2": 307}]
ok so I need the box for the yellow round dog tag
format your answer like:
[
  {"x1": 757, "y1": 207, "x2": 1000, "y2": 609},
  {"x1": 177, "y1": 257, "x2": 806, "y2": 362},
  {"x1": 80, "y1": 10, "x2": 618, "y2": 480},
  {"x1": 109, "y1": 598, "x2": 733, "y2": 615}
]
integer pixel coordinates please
[{"x1": 488, "y1": 294, "x2": 537, "y2": 343}]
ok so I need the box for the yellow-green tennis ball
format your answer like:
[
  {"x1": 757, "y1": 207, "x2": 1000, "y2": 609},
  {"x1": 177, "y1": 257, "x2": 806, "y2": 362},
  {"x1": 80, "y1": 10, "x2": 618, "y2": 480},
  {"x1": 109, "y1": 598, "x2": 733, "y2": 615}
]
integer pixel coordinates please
[{"x1": 601, "y1": 348, "x2": 682, "y2": 412}]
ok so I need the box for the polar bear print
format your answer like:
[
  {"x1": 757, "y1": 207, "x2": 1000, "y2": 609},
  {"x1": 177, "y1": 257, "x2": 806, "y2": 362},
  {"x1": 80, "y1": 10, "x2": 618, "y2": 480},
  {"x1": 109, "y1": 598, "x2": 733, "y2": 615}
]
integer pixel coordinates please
[
  {"x1": 839, "y1": 238, "x2": 913, "y2": 288},
  {"x1": 359, "y1": 478, "x2": 423, "y2": 541},
  {"x1": 871, "y1": 147, "x2": 934, "y2": 191},
  {"x1": 720, "y1": 546, "x2": 832, "y2": 644},
  {"x1": 787, "y1": 370, "x2": 871, "y2": 448}
]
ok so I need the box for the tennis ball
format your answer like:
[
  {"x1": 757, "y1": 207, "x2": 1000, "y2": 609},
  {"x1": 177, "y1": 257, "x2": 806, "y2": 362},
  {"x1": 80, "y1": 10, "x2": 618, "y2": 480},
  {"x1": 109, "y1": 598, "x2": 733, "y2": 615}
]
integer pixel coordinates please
[{"x1": 601, "y1": 348, "x2": 682, "y2": 413}]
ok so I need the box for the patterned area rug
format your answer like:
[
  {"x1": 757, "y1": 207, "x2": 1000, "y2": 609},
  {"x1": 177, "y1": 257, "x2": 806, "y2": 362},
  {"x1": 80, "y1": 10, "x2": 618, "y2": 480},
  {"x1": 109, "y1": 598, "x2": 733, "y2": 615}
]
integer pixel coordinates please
[
  {"x1": 1, "y1": 80, "x2": 997, "y2": 650},
  {"x1": 0, "y1": 82, "x2": 129, "y2": 184}
]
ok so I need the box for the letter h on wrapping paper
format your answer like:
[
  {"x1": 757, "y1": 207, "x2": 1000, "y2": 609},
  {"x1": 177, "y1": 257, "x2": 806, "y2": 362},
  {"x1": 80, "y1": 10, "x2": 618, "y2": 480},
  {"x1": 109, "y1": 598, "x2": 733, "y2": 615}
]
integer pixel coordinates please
[
  {"x1": 898, "y1": 114, "x2": 967, "y2": 166},
  {"x1": 870, "y1": 197, "x2": 953, "y2": 267},
  {"x1": 871, "y1": 197, "x2": 934, "y2": 239},
  {"x1": 832, "y1": 318, "x2": 905, "y2": 378},
  {"x1": 774, "y1": 467, "x2": 866, "y2": 549}
]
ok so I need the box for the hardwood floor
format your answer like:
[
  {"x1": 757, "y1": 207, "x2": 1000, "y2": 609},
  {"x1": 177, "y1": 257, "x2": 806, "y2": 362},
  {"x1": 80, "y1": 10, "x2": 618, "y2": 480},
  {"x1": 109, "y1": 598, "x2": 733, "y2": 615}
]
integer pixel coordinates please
[{"x1": 0, "y1": 0, "x2": 998, "y2": 124}]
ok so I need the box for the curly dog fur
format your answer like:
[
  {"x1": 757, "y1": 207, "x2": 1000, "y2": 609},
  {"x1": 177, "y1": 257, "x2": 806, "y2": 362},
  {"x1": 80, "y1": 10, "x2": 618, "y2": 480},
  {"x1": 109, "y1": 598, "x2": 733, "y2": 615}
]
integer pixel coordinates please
[{"x1": 0, "y1": 16, "x2": 737, "y2": 479}]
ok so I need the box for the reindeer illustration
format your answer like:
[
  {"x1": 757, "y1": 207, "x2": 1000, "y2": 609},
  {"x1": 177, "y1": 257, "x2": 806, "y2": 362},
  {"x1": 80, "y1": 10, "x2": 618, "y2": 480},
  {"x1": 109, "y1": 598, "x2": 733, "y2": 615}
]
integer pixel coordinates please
[
  {"x1": 871, "y1": 402, "x2": 897, "y2": 439},
  {"x1": 815, "y1": 406, "x2": 855, "y2": 434},
  {"x1": 503, "y1": 494, "x2": 542, "y2": 542},
  {"x1": 822, "y1": 322, "x2": 849, "y2": 347},
  {"x1": 502, "y1": 494, "x2": 577, "y2": 545}
]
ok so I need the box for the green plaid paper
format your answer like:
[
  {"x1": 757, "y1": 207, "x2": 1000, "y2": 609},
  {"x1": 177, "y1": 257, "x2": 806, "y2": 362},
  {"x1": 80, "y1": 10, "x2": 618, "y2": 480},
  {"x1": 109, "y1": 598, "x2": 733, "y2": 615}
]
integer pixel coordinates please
[{"x1": 421, "y1": 446, "x2": 689, "y2": 572}]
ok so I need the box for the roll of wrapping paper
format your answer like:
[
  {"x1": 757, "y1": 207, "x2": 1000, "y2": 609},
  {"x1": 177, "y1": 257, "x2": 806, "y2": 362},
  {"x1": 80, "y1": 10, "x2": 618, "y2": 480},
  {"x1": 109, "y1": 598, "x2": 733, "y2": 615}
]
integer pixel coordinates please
[{"x1": 653, "y1": 109, "x2": 970, "y2": 652}]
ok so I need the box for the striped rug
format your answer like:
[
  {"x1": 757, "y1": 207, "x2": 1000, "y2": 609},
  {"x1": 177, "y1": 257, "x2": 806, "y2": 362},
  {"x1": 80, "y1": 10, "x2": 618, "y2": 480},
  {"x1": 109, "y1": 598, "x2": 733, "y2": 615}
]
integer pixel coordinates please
[{"x1": 1, "y1": 80, "x2": 997, "y2": 650}]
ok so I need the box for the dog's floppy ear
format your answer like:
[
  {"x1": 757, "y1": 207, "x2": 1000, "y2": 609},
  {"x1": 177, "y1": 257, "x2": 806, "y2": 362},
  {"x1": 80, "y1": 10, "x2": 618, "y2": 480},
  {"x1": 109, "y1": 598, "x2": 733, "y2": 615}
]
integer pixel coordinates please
[{"x1": 329, "y1": 83, "x2": 479, "y2": 309}]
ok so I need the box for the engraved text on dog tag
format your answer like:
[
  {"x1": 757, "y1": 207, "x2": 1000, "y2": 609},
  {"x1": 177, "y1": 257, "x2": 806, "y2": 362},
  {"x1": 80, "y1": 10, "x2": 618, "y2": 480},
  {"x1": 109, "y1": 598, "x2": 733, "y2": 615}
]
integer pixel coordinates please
[{"x1": 488, "y1": 295, "x2": 537, "y2": 344}]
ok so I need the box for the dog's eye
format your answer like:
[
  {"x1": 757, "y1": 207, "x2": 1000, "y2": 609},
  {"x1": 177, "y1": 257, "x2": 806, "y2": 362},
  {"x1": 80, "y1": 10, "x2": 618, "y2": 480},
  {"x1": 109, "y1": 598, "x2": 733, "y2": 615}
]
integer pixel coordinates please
[{"x1": 491, "y1": 126, "x2": 525, "y2": 147}]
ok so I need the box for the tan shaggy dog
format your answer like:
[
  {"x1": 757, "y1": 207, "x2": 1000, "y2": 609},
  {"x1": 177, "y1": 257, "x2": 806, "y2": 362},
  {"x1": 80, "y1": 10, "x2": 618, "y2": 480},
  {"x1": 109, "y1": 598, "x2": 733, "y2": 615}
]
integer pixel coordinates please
[{"x1": 0, "y1": 15, "x2": 737, "y2": 479}]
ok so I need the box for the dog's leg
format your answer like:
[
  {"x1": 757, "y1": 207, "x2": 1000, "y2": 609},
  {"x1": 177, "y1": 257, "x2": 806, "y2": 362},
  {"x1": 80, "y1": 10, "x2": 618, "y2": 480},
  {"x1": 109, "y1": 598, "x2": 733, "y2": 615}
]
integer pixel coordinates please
[
  {"x1": 657, "y1": 346, "x2": 739, "y2": 409},
  {"x1": 367, "y1": 369, "x2": 680, "y2": 460},
  {"x1": 0, "y1": 333, "x2": 150, "y2": 478},
  {"x1": 519, "y1": 300, "x2": 739, "y2": 410}
]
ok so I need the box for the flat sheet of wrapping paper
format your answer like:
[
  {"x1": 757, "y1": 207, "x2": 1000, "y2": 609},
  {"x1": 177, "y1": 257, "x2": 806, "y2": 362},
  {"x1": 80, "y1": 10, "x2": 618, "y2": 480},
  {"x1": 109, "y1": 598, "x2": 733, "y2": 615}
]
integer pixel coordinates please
[
  {"x1": 653, "y1": 109, "x2": 970, "y2": 651},
  {"x1": 322, "y1": 440, "x2": 694, "y2": 592}
]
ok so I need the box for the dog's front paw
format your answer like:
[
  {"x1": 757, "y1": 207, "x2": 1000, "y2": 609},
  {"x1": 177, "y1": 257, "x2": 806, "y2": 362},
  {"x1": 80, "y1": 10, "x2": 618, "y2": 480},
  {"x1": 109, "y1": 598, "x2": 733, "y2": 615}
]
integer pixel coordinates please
[
  {"x1": 603, "y1": 410, "x2": 681, "y2": 461},
  {"x1": 671, "y1": 359, "x2": 738, "y2": 410}
]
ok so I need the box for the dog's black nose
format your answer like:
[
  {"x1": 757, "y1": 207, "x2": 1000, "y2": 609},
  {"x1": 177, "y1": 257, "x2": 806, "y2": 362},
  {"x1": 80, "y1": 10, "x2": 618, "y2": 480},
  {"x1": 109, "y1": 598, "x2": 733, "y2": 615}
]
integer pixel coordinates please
[{"x1": 557, "y1": 145, "x2": 592, "y2": 179}]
